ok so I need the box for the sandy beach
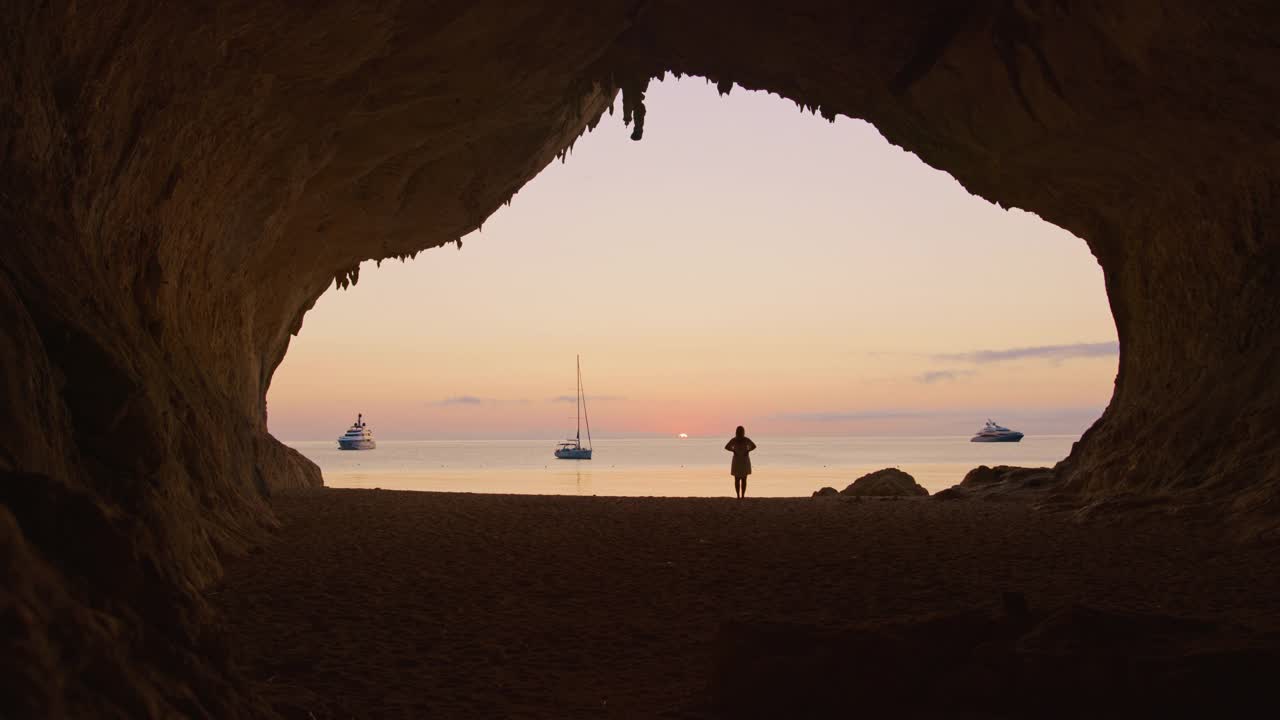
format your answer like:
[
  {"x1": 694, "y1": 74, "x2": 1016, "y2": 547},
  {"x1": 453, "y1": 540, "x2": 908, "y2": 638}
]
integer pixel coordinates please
[{"x1": 213, "y1": 490, "x2": 1280, "y2": 718}]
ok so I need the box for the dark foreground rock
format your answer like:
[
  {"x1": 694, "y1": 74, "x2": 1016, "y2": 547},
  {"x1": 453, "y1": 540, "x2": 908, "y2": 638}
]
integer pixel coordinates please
[
  {"x1": 713, "y1": 602, "x2": 1280, "y2": 718},
  {"x1": 838, "y1": 468, "x2": 929, "y2": 497},
  {"x1": 934, "y1": 465, "x2": 1060, "y2": 501},
  {"x1": 962, "y1": 465, "x2": 1056, "y2": 489},
  {"x1": 933, "y1": 486, "x2": 970, "y2": 501}
]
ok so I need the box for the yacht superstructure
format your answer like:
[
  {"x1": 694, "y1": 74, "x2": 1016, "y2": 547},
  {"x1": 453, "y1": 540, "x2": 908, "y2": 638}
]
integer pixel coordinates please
[{"x1": 338, "y1": 413, "x2": 377, "y2": 450}]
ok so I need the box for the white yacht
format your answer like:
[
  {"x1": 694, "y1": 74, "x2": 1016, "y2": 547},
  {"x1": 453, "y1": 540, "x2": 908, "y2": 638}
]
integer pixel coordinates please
[
  {"x1": 337, "y1": 413, "x2": 377, "y2": 450},
  {"x1": 554, "y1": 356, "x2": 593, "y2": 460},
  {"x1": 970, "y1": 419, "x2": 1024, "y2": 443}
]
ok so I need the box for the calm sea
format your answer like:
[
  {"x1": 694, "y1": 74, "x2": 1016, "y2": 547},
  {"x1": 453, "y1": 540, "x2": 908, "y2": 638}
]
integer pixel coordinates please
[{"x1": 285, "y1": 435, "x2": 1078, "y2": 497}]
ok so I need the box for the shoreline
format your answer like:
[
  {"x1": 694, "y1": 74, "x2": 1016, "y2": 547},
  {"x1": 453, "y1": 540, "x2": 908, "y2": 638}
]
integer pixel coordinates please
[{"x1": 282, "y1": 435, "x2": 1079, "y2": 498}]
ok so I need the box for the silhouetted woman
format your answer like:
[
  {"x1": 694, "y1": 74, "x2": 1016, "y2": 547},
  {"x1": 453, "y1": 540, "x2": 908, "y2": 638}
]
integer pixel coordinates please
[{"x1": 724, "y1": 426, "x2": 757, "y2": 499}]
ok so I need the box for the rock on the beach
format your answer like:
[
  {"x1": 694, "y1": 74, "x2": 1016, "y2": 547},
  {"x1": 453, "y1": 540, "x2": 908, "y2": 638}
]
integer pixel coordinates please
[
  {"x1": 812, "y1": 487, "x2": 839, "y2": 498},
  {"x1": 839, "y1": 468, "x2": 928, "y2": 497},
  {"x1": 935, "y1": 466, "x2": 1057, "y2": 501},
  {"x1": 961, "y1": 466, "x2": 1055, "y2": 490},
  {"x1": 933, "y1": 486, "x2": 970, "y2": 501},
  {"x1": 961, "y1": 465, "x2": 1003, "y2": 487}
]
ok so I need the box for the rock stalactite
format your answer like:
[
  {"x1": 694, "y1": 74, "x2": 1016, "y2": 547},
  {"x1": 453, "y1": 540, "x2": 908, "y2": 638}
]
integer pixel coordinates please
[{"x1": 2, "y1": 1, "x2": 1278, "y2": 715}]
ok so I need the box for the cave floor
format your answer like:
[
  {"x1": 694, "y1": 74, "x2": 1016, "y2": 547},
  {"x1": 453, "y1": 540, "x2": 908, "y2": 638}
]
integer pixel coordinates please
[{"x1": 212, "y1": 489, "x2": 1280, "y2": 718}]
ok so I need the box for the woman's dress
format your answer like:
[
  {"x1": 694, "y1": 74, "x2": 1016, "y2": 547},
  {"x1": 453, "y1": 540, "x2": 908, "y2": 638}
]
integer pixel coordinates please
[{"x1": 728, "y1": 437, "x2": 755, "y2": 477}]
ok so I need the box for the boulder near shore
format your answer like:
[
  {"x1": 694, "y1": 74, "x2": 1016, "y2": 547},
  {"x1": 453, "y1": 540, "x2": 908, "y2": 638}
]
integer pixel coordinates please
[
  {"x1": 814, "y1": 468, "x2": 930, "y2": 498},
  {"x1": 931, "y1": 465, "x2": 1058, "y2": 501}
]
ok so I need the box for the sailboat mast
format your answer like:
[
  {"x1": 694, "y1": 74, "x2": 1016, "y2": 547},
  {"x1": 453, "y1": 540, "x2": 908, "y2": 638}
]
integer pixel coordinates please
[
  {"x1": 575, "y1": 354, "x2": 581, "y2": 442},
  {"x1": 580, "y1": 356, "x2": 592, "y2": 450}
]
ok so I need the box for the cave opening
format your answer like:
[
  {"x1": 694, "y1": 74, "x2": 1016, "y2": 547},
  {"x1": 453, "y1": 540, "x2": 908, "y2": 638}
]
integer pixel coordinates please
[{"x1": 266, "y1": 77, "x2": 1118, "y2": 496}]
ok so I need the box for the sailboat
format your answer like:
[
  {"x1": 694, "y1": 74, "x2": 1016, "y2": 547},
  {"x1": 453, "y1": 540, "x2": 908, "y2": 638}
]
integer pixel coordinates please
[{"x1": 554, "y1": 355, "x2": 593, "y2": 459}]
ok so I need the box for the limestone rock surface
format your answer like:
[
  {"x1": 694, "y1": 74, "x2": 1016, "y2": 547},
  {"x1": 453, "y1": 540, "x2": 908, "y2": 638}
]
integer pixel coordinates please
[{"x1": 3, "y1": 1, "x2": 1280, "y2": 715}]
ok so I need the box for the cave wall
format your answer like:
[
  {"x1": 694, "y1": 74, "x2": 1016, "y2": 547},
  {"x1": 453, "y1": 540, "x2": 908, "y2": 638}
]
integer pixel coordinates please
[{"x1": 2, "y1": 0, "x2": 1278, "y2": 715}]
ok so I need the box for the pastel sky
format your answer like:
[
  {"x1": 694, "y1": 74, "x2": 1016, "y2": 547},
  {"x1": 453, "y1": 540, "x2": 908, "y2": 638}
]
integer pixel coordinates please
[{"x1": 267, "y1": 78, "x2": 1118, "y2": 440}]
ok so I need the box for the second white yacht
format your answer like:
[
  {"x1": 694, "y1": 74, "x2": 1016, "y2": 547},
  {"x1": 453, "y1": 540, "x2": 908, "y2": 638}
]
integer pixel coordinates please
[{"x1": 970, "y1": 419, "x2": 1024, "y2": 443}]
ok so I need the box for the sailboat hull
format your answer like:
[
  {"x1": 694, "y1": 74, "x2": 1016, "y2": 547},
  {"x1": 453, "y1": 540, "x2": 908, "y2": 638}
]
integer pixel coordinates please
[{"x1": 554, "y1": 448, "x2": 592, "y2": 459}]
